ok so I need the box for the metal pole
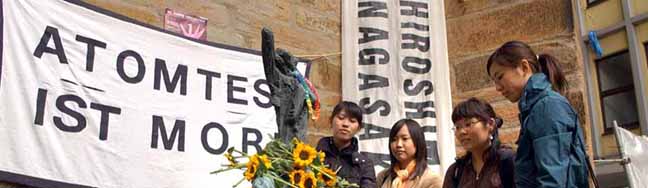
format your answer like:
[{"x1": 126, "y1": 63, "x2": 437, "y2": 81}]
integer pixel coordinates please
[
  {"x1": 622, "y1": 0, "x2": 648, "y2": 136},
  {"x1": 573, "y1": 0, "x2": 603, "y2": 158},
  {"x1": 613, "y1": 120, "x2": 635, "y2": 188}
]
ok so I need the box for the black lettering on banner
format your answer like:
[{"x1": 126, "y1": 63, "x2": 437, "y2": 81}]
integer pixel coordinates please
[
  {"x1": 401, "y1": 34, "x2": 429, "y2": 52},
  {"x1": 197, "y1": 68, "x2": 221, "y2": 100},
  {"x1": 34, "y1": 88, "x2": 48, "y2": 125},
  {"x1": 401, "y1": 22, "x2": 429, "y2": 31},
  {"x1": 201, "y1": 122, "x2": 229, "y2": 154},
  {"x1": 426, "y1": 140, "x2": 440, "y2": 165},
  {"x1": 401, "y1": 57, "x2": 431, "y2": 74},
  {"x1": 358, "y1": 27, "x2": 388, "y2": 44},
  {"x1": 403, "y1": 79, "x2": 433, "y2": 96},
  {"x1": 54, "y1": 94, "x2": 87, "y2": 132},
  {"x1": 242, "y1": 128, "x2": 262, "y2": 153},
  {"x1": 253, "y1": 79, "x2": 272, "y2": 108},
  {"x1": 358, "y1": 123, "x2": 391, "y2": 140},
  {"x1": 154, "y1": 59, "x2": 188, "y2": 95},
  {"x1": 358, "y1": 1, "x2": 388, "y2": 18},
  {"x1": 75, "y1": 35, "x2": 107, "y2": 72},
  {"x1": 116, "y1": 50, "x2": 146, "y2": 84},
  {"x1": 358, "y1": 73, "x2": 389, "y2": 90},
  {"x1": 422, "y1": 125, "x2": 437, "y2": 133},
  {"x1": 90, "y1": 103, "x2": 121, "y2": 141},
  {"x1": 359, "y1": 48, "x2": 389, "y2": 65},
  {"x1": 151, "y1": 116, "x2": 185, "y2": 152},
  {"x1": 405, "y1": 101, "x2": 435, "y2": 119},
  {"x1": 227, "y1": 75, "x2": 248, "y2": 105},
  {"x1": 359, "y1": 97, "x2": 390, "y2": 116},
  {"x1": 33, "y1": 26, "x2": 68, "y2": 64},
  {"x1": 400, "y1": 0, "x2": 428, "y2": 18},
  {"x1": 361, "y1": 152, "x2": 391, "y2": 167}
]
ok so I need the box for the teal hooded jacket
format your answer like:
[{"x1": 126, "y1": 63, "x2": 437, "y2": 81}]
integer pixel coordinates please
[{"x1": 515, "y1": 73, "x2": 590, "y2": 188}]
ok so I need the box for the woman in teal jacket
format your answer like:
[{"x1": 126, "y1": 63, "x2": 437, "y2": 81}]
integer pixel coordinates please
[{"x1": 486, "y1": 41, "x2": 590, "y2": 187}]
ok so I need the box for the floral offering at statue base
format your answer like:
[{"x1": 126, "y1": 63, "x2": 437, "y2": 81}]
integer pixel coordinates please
[{"x1": 212, "y1": 138, "x2": 358, "y2": 188}]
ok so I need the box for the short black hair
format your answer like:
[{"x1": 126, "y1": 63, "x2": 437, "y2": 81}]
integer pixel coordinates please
[
  {"x1": 331, "y1": 101, "x2": 363, "y2": 126},
  {"x1": 387, "y1": 119, "x2": 427, "y2": 180},
  {"x1": 451, "y1": 97, "x2": 502, "y2": 128},
  {"x1": 451, "y1": 97, "x2": 504, "y2": 155}
]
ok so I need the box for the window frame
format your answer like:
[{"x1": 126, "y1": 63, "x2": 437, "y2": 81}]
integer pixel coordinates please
[
  {"x1": 594, "y1": 50, "x2": 640, "y2": 134},
  {"x1": 586, "y1": 0, "x2": 606, "y2": 8}
]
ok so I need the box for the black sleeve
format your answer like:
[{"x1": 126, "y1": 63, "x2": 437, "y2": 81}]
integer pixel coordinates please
[
  {"x1": 442, "y1": 163, "x2": 457, "y2": 188},
  {"x1": 359, "y1": 156, "x2": 377, "y2": 188},
  {"x1": 498, "y1": 149, "x2": 516, "y2": 188}
]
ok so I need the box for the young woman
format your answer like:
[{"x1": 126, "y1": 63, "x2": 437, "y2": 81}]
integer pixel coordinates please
[
  {"x1": 316, "y1": 101, "x2": 376, "y2": 188},
  {"x1": 442, "y1": 98, "x2": 515, "y2": 188},
  {"x1": 486, "y1": 41, "x2": 591, "y2": 187},
  {"x1": 377, "y1": 119, "x2": 441, "y2": 188}
]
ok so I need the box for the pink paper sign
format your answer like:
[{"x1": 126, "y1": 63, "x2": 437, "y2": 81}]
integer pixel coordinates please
[{"x1": 163, "y1": 8, "x2": 208, "y2": 40}]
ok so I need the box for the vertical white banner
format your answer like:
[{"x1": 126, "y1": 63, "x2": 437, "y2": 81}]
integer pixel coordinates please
[{"x1": 342, "y1": 0, "x2": 455, "y2": 175}]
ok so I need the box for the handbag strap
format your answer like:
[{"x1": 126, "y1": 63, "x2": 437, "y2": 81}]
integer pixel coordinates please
[{"x1": 572, "y1": 118, "x2": 600, "y2": 188}]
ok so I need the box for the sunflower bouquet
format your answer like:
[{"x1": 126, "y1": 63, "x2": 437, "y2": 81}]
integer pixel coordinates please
[{"x1": 212, "y1": 138, "x2": 358, "y2": 188}]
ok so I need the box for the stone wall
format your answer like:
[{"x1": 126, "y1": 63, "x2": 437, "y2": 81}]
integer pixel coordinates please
[{"x1": 445, "y1": 0, "x2": 591, "y2": 155}]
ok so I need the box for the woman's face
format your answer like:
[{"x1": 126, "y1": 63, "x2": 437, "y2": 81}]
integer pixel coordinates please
[
  {"x1": 390, "y1": 125, "x2": 417, "y2": 164},
  {"x1": 331, "y1": 110, "x2": 360, "y2": 143},
  {"x1": 488, "y1": 61, "x2": 532, "y2": 102},
  {"x1": 454, "y1": 118, "x2": 493, "y2": 152}
]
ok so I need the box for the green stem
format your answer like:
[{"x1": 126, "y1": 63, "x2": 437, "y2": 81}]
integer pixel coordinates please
[
  {"x1": 274, "y1": 141, "x2": 293, "y2": 155},
  {"x1": 310, "y1": 165, "x2": 335, "y2": 180},
  {"x1": 266, "y1": 173, "x2": 298, "y2": 188},
  {"x1": 211, "y1": 167, "x2": 235, "y2": 174},
  {"x1": 212, "y1": 163, "x2": 247, "y2": 174},
  {"x1": 232, "y1": 177, "x2": 245, "y2": 188},
  {"x1": 231, "y1": 149, "x2": 249, "y2": 156},
  {"x1": 271, "y1": 158, "x2": 292, "y2": 163}
]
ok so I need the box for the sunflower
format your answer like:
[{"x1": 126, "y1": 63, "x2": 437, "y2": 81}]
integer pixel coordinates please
[
  {"x1": 293, "y1": 142, "x2": 317, "y2": 168},
  {"x1": 317, "y1": 167, "x2": 337, "y2": 187},
  {"x1": 289, "y1": 170, "x2": 306, "y2": 185},
  {"x1": 318, "y1": 151, "x2": 326, "y2": 164},
  {"x1": 224, "y1": 153, "x2": 238, "y2": 167},
  {"x1": 243, "y1": 155, "x2": 260, "y2": 181},
  {"x1": 258, "y1": 154, "x2": 272, "y2": 169},
  {"x1": 300, "y1": 171, "x2": 317, "y2": 188}
]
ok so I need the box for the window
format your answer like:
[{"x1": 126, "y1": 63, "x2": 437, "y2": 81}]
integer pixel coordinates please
[
  {"x1": 587, "y1": 0, "x2": 605, "y2": 8},
  {"x1": 595, "y1": 50, "x2": 640, "y2": 133},
  {"x1": 646, "y1": 42, "x2": 648, "y2": 70}
]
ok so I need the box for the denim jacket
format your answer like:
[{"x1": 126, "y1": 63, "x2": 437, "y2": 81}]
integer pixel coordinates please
[{"x1": 515, "y1": 74, "x2": 589, "y2": 188}]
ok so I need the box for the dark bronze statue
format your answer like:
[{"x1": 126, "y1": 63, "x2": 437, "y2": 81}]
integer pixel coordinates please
[{"x1": 261, "y1": 28, "x2": 308, "y2": 144}]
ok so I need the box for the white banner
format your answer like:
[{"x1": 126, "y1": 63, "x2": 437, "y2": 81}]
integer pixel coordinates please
[
  {"x1": 615, "y1": 126, "x2": 648, "y2": 188},
  {"x1": 342, "y1": 0, "x2": 455, "y2": 175},
  {"x1": 0, "y1": 1, "x2": 276, "y2": 187}
]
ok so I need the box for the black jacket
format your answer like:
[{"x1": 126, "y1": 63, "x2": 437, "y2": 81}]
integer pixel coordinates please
[{"x1": 316, "y1": 137, "x2": 376, "y2": 188}]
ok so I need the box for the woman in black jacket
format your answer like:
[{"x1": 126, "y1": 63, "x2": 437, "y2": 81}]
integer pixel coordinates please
[
  {"x1": 316, "y1": 101, "x2": 376, "y2": 188},
  {"x1": 442, "y1": 98, "x2": 515, "y2": 188}
]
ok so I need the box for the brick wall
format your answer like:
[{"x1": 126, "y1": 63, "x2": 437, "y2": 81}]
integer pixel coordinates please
[{"x1": 445, "y1": 0, "x2": 591, "y2": 155}]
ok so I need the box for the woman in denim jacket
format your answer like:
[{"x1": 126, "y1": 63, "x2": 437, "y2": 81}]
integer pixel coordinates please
[{"x1": 486, "y1": 41, "x2": 590, "y2": 188}]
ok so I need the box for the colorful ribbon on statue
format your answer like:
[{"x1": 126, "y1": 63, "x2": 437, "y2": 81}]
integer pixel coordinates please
[{"x1": 291, "y1": 71, "x2": 320, "y2": 120}]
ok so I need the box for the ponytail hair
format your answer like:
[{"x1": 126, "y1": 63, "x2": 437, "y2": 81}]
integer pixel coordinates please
[
  {"x1": 487, "y1": 41, "x2": 568, "y2": 94},
  {"x1": 538, "y1": 54, "x2": 568, "y2": 94}
]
